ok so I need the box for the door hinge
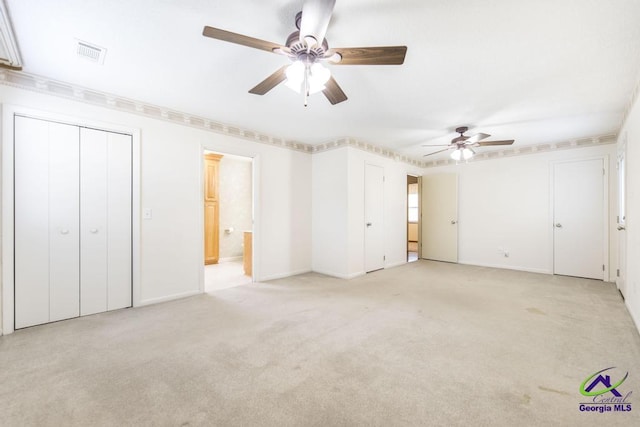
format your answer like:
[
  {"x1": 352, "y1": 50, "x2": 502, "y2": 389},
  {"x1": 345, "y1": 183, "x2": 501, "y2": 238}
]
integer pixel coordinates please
[
  {"x1": 617, "y1": 215, "x2": 620, "y2": 223},
  {"x1": 603, "y1": 168, "x2": 605, "y2": 176},
  {"x1": 602, "y1": 264, "x2": 605, "y2": 271},
  {"x1": 617, "y1": 269, "x2": 620, "y2": 277}
]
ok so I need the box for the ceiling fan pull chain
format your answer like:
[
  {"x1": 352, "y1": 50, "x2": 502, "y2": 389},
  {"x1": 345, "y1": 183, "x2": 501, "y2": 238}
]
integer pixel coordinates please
[{"x1": 304, "y1": 64, "x2": 310, "y2": 107}]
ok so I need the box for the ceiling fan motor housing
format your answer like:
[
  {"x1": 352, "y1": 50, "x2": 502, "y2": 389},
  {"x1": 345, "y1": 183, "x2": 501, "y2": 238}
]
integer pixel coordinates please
[{"x1": 286, "y1": 30, "x2": 329, "y2": 60}]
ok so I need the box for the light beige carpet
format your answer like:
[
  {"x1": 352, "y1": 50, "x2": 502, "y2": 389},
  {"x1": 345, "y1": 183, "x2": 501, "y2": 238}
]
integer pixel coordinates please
[{"x1": 1, "y1": 261, "x2": 639, "y2": 426}]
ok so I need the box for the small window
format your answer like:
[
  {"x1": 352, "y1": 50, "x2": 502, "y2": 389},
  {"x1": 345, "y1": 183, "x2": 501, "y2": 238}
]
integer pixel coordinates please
[{"x1": 408, "y1": 183, "x2": 419, "y2": 223}]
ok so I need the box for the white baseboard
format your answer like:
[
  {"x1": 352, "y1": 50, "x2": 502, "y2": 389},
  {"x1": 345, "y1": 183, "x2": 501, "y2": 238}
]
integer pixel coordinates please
[
  {"x1": 138, "y1": 290, "x2": 201, "y2": 306},
  {"x1": 347, "y1": 271, "x2": 366, "y2": 279},
  {"x1": 384, "y1": 260, "x2": 407, "y2": 269},
  {"x1": 456, "y1": 260, "x2": 551, "y2": 275},
  {"x1": 259, "y1": 269, "x2": 312, "y2": 282},
  {"x1": 310, "y1": 269, "x2": 366, "y2": 280},
  {"x1": 310, "y1": 268, "x2": 351, "y2": 280}
]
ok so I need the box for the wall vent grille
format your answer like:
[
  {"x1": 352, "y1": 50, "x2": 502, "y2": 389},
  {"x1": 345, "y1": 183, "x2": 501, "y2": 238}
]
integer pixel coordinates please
[{"x1": 76, "y1": 41, "x2": 106, "y2": 64}]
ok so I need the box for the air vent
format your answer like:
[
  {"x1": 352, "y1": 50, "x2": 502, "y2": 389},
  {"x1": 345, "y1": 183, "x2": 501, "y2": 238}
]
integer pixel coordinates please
[{"x1": 76, "y1": 40, "x2": 106, "y2": 64}]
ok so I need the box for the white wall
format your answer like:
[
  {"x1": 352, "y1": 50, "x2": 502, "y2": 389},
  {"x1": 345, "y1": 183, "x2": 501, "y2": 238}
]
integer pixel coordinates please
[
  {"x1": 312, "y1": 148, "x2": 349, "y2": 277},
  {"x1": 218, "y1": 156, "x2": 252, "y2": 259},
  {"x1": 619, "y1": 91, "x2": 640, "y2": 332},
  {"x1": 0, "y1": 85, "x2": 312, "y2": 333},
  {"x1": 312, "y1": 147, "x2": 422, "y2": 279},
  {"x1": 424, "y1": 144, "x2": 617, "y2": 276}
]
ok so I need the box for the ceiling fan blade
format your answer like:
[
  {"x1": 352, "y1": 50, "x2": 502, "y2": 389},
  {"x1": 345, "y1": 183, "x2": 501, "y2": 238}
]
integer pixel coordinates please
[
  {"x1": 300, "y1": 0, "x2": 336, "y2": 47},
  {"x1": 322, "y1": 76, "x2": 348, "y2": 105},
  {"x1": 464, "y1": 132, "x2": 491, "y2": 144},
  {"x1": 477, "y1": 140, "x2": 515, "y2": 146},
  {"x1": 421, "y1": 144, "x2": 452, "y2": 147},
  {"x1": 330, "y1": 46, "x2": 407, "y2": 65},
  {"x1": 203, "y1": 26, "x2": 285, "y2": 53},
  {"x1": 423, "y1": 147, "x2": 452, "y2": 157},
  {"x1": 248, "y1": 66, "x2": 288, "y2": 95}
]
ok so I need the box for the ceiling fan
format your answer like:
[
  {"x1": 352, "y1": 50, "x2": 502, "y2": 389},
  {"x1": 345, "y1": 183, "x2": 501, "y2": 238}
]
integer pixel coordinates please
[
  {"x1": 202, "y1": 0, "x2": 407, "y2": 106},
  {"x1": 423, "y1": 126, "x2": 515, "y2": 161}
]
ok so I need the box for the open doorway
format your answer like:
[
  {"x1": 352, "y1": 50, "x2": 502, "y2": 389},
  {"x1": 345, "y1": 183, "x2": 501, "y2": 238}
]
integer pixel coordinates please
[
  {"x1": 203, "y1": 150, "x2": 253, "y2": 291},
  {"x1": 407, "y1": 175, "x2": 419, "y2": 262}
]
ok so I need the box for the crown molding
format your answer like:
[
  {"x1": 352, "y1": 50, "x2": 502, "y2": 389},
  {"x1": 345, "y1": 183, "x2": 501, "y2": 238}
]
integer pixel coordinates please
[
  {"x1": 310, "y1": 137, "x2": 424, "y2": 167},
  {"x1": 422, "y1": 134, "x2": 617, "y2": 168},
  {"x1": 0, "y1": 69, "x2": 312, "y2": 153},
  {"x1": 0, "y1": 70, "x2": 617, "y2": 168}
]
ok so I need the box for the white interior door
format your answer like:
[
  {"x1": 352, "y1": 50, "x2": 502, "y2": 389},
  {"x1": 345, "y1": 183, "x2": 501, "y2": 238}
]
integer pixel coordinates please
[
  {"x1": 553, "y1": 159, "x2": 605, "y2": 280},
  {"x1": 421, "y1": 173, "x2": 458, "y2": 262},
  {"x1": 365, "y1": 164, "x2": 384, "y2": 272},
  {"x1": 80, "y1": 128, "x2": 132, "y2": 315},
  {"x1": 15, "y1": 116, "x2": 80, "y2": 328}
]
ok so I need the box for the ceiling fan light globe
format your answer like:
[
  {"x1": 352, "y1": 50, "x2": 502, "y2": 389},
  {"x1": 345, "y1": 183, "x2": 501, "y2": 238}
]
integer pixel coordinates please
[
  {"x1": 462, "y1": 147, "x2": 475, "y2": 160},
  {"x1": 310, "y1": 62, "x2": 331, "y2": 85},
  {"x1": 286, "y1": 60, "x2": 304, "y2": 81},
  {"x1": 285, "y1": 79, "x2": 302, "y2": 94},
  {"x1": 450, "y1": 149, "x2": 462, "y2": 161},
  {"x1": 285, "y1": 61, "x2": 305, "y2": 93}
]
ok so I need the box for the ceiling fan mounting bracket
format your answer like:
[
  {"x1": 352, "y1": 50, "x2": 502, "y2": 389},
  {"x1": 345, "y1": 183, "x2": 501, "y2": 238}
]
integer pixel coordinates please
[{"x1": 455, "y1": 126, "x2": 469, "y2": 134}]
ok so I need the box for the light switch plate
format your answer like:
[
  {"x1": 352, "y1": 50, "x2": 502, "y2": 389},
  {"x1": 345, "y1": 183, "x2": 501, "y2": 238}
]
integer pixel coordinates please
[{"x1": 143, "y1": 208, "x2": 152, "y2": 219}]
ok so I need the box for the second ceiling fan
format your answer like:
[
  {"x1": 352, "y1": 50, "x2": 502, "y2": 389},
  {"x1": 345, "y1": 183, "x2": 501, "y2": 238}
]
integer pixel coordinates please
[
  {"x1": 423, "y1": 127, "x2": 515, "y2": 161},
  {"x1": 202, "y1": 0, "x2": 407, "y2": 106}
]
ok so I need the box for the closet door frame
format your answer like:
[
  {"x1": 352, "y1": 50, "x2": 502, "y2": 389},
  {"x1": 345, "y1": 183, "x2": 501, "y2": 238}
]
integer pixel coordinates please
[{"x1": 1, "y1": 105, "x2": 141, "y2": 335}]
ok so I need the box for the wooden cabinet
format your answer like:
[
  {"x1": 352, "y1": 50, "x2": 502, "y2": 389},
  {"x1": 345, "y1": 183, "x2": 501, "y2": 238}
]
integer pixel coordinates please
[
  {"x1": 204, "y1": 153, "x2": 223, "y2": 265},
  {"x1": 243, "y1": 231, "x2": 252, "y2": 276}
]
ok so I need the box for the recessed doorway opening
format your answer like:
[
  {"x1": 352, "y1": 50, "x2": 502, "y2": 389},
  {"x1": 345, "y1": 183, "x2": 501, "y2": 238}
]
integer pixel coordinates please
[
  {"x1": 407, "y1": 175, "x2": 419, "y2": 262},
  {"x1": 203, "y1": 150, "x2": 254, "y2": 291}
]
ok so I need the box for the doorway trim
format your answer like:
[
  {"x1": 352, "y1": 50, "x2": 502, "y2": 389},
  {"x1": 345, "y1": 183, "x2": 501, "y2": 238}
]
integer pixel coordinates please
[
  {"x1": 616, "y1": 134, "x2": 627, "y2": 294},
  {"x1": 1, "y1": 104, "x2": 141, "y2": 335},
  {"x1": 198, "y1": 145, "x2": 259, "y2": 292}
]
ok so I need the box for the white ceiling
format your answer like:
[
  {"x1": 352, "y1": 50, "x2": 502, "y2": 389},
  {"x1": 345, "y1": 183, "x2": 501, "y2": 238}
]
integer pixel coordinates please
[{"x1": 6, "y1": 0, "x2": 640, "y2": 160}]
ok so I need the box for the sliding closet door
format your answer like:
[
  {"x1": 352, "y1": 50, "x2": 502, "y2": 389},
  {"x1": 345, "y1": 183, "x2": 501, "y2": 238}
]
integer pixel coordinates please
[
  {"x1": 80, "y1": 128, "x2": 132, "y2": 315},
  {"x1": 14, "y1": 116, "x2": 80, "y2": 328}
]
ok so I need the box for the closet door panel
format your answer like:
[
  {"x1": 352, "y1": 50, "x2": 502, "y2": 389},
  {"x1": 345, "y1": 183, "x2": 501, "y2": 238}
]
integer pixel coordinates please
[
  {"x1": 48, "y1": 123, "x2": 81, "y2": 322},
  {"x1": 80, "y1": 128, "x2": 108, "y2": 315},
  {"x1": 106, "y1": 132, "x2": 132, "y2": 310},
  {"x1": 14, "y1": 117, "x2": 51, "y2": 328}
]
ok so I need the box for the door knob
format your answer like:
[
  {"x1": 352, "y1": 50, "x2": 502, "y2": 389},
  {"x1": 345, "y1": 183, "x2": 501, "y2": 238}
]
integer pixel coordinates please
[
  {"x1": 617, "y1": 225, "x2": 626, "y2": 231},
  {"x1": 90, "y1": 228, "x2": 99, "y2": 234},
  {"x1": 451, "y1": 220, "x2": 457, "y2": 225},
  {"x1": 555, "y1": 223, "x2": 562, "y2": 228},
  {"x1": 366, "y1": 222, "x2": 372, "y2": 227}
]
